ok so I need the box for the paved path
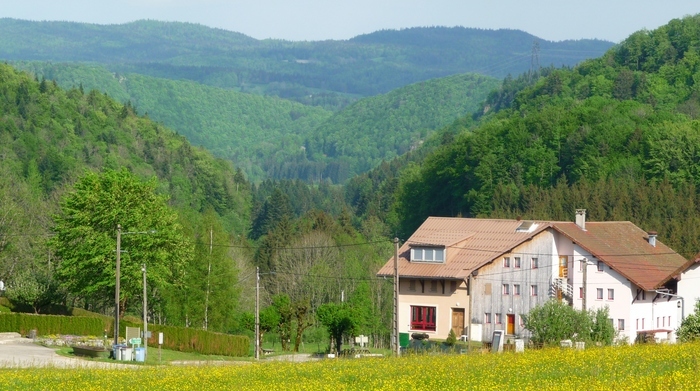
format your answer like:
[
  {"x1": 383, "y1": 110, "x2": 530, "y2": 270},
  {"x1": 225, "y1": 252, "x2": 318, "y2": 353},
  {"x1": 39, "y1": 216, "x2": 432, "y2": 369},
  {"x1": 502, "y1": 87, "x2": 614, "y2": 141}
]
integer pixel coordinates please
[{"x1": 0, "y1": 338, "x2": 130, "y2": 369}]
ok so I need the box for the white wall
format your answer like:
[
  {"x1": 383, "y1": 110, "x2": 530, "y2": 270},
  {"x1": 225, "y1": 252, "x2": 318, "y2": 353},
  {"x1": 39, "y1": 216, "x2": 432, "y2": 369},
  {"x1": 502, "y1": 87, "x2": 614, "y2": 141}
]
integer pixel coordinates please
[{"x1": 678, "y1": 263, "x2": 700, "y2": 317}]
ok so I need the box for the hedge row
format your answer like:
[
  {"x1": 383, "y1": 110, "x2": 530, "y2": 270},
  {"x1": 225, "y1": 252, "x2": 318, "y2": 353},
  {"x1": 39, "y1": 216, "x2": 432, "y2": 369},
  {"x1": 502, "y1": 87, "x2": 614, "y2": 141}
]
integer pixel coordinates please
[
  {"x1": 121, "y1": 321, "x2": 249, "y2": 357},
  {"x1": 0, "y1": 310, "x2": 249, "y2": 357},
  {"x1": 0, "y1": 313, "x2": 104, "y2": 336}
]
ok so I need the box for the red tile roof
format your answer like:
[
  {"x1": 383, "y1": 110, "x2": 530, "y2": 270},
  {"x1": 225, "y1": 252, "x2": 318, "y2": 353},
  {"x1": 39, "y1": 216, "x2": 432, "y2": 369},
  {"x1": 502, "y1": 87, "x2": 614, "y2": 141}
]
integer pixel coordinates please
[
  {"x1": 376, "y1": 217, "x2": 552, "y2": 280},
  {"x1": 377, "y1": 217, "x2": 691, "y2": 291},
  {"x1": 553, "y1": 222, "x2": 691, "y2": 291}
]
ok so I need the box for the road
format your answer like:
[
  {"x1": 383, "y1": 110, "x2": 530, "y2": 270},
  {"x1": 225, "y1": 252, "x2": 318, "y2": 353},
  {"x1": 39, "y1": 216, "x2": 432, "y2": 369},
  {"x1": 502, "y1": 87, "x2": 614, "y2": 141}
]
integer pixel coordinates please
[{"x1": 0, "y1": 339, "x2": 130, "y2": 369}]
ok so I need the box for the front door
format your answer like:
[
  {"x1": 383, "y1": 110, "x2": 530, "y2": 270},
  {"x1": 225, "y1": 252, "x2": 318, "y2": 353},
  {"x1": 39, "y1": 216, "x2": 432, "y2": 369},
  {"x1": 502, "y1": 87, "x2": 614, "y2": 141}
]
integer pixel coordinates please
[
  {"x1": 559, "y1": 256, "x2": 568, "y2": 278},
  {"x1": 507, "y1": 314, "x2": 515, "y2": 335},
  {"x1": 451, "y1": 308, "x2": 465, "y2": 336}
]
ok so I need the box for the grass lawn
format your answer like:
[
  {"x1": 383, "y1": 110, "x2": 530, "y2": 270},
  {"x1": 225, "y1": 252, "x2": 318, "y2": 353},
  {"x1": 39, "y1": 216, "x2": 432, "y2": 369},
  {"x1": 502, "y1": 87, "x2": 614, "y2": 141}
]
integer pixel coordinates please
[{"x1": 54, "y1": 344, "x2": 251, "y2": 365}]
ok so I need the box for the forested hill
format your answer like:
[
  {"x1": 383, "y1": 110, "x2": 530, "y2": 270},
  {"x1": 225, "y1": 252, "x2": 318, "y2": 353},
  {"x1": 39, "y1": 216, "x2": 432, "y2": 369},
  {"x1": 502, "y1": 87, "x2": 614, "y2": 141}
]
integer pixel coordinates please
[
  {"x1": 0, "y1": 62, "x2": 251, "y2": 284},
  {"x1": 348, "y1": 14, "x2": 700, "y2": 258},
  {"x1": 0, "y1": 19, "x2": 613, "y2": 98},
  {"x1": 291, "y1": 73, "x2": 501, "y2": 182},
  {"x1": 12, "y1": 62, "x2": 497, "y2": 183}
]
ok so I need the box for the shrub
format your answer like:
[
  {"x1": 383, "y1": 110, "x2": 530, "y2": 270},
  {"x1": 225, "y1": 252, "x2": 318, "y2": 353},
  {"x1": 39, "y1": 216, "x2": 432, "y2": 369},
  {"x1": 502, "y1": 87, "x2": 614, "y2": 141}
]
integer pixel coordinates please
[{"x1": 445, "y1": 329, "x2": 457, "y2": 346}]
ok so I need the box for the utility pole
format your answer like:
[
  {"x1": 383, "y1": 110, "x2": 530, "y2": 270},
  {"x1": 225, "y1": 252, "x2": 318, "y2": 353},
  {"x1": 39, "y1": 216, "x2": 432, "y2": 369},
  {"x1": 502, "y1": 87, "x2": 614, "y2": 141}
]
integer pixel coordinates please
[
  {"x1": 142, "y1": 263, "x2": 148, "y2": 359},
  {"x1": 255, "y1": 266, "x2": 260, "y2": 360},
  {"x1": 204, "y1": 227, "x2": 212, "y2": 331},
  {"x1": 582, "y1": 258, "x2": 588, "y2": 312},
  {"x1": 393, "y1": 237, "x2": 400, "y2": 357},
  {"x1": 467, "y1": 274, "x2": 472, "y2": 353},
  {"x1": 114, "y1": 224, "x2": 121, "y2": 348}
]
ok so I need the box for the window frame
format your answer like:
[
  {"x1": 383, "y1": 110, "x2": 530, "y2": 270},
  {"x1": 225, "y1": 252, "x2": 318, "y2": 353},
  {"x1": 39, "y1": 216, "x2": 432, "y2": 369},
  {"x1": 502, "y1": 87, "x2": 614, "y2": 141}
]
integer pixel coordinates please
[
  {"x1": 596, "y1": 288, "x2": 604, "y2": 300},
  {"x1": 410, "y1": 247, "x2": 445, "y2": 263},
  {"x1": 410, "y1": 305, "x2": 436, "y2": 331},
  {"x1": 484, "y1": 312, "x2": 492, "y2": 324},
  {"x1": 531, "y1": 258, "x2": 539, "y2": 269},
  {"x1": 503, "y1": 257, "x2": 511, "y2": 268},
  {"x1": 607, "y1": 288, "x2": 614, "y2": 301},
  {"x1": 514, "y1": 257, "x2": 521, "y2": 268},
  {"x1": 503, "y1": 284, "x2": 510, "y2": 295},
  {"x1": 531, "y1": 285, "x2": 538, "y2": 296},
  {"x1": 495, "y1": 313, "x2": 502, "y2": 324},
  {"x1": 597, "y1": 261, "x2": 604, "y2": 272},
  {"x1": 513, "y1": 284, "x2": 521, "y2": 296},
  {"x1": 618, "y1": 319, "x2": 625, "y2": 330}
]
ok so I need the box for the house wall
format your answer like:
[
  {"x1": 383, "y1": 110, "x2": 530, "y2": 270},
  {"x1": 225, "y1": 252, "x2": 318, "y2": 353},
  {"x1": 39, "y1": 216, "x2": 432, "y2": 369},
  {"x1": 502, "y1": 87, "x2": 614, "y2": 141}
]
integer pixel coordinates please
[
  {"x1": 566, "y1": 243, "x2": 679, "y2": 343},
  {"x1": 678, "y1": 263, "x2": 700, "y2": 316},
  {"x1": 398, "y1": 278, "x2": 468, "y2": 340},
  {"x1": 470, "y1": 229, "x2": 557, "y2": 342}
]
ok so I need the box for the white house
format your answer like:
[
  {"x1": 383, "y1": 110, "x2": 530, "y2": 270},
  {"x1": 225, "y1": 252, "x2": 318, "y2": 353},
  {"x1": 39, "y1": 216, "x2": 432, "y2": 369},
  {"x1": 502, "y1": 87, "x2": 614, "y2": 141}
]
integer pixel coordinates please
[{"x1": 377, "y1": 210, "x2": 697, "y2": 344}]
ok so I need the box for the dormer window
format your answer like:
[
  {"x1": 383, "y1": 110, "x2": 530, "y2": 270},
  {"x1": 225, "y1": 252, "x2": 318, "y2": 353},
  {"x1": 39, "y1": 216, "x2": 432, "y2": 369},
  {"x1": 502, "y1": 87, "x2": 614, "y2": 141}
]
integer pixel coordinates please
[{"x1": 411, "y1": 246, "x2": 445, "y2": 263}]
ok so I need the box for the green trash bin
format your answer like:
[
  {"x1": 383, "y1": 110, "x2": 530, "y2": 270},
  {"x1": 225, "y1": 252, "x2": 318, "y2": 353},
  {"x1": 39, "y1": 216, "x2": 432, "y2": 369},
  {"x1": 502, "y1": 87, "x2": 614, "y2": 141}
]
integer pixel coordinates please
[{"x1": 399, "y1": 333, "x2": 410, "y2": 348}]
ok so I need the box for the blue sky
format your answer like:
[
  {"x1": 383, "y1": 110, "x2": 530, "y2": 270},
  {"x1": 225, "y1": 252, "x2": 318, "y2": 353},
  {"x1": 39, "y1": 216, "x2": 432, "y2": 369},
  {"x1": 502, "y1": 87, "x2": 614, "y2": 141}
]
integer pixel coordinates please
[{"x1": 0, "y1": 0, "x2": 697, "y2": 42}]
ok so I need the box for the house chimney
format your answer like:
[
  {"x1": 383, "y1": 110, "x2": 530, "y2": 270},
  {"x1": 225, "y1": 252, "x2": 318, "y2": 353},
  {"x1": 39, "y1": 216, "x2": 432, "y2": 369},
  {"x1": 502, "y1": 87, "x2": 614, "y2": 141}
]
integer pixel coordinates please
[
  {"x1": 575, "y1": 209, "x2": 586, "y2": 230},
  {"x1": 648, "y1": 231, "x2": 657, "y2": 247}
]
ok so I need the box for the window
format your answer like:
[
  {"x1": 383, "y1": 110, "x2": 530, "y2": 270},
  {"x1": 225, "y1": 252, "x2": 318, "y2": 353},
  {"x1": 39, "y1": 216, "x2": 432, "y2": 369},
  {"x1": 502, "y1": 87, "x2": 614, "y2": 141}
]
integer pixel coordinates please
[
  {"x1": 430, "y1": 280, "x2": 438, "y2": 292},
  {"x1": 579, "y1": 287, "x2": 584, "y2": 299},
  {"x1": 608, "y1": 289, "x2": 614, "y2": 300},
  {"x1": 514, "y1": 257, "x2": 521, "y2": 268},
  {"x1": 579, "y1": 260, "x2": 585, "y2": 272},
  {"x1": 513, "y1": 284, "x2": 521, "y2": 296},
  {"x1": 485, "y1": 313, "x2": 492, "y2": 324},
  {"x1": 668, "y1": 316, "x2": 671, "y2": 327},
  {"x1": 618, "y1": 319, "x2": 625, "y2": 330},
  {"x1": 410, "y1": 306, "x2": 436, "y2": 331},
  {"x1": 597, "y1": 261, "x2": 604, "y2": 272},
  {"x1": 411, "y1": 247, "x2": 445, "y2": 263},
  {"x1": 503, "y1": 257, "x2": 511, "y2": 267},
  {"x1": 531, "y1": 285, "x2": 538, "y2": 296},
  {"x1": 636, "y1": 319, "x2": 639, "y2": 329},
  {"x1": 531, "y1": 258, "x2": 539, "y2": 269},
  {"x1": 597, "y1": 288, "x2": 603, "y2": 300},
  {"x1": 495, "y1": 313, "x2": 502, "y2": 324},
  {"x1": 642, "y1": 318, "x2": 645, "y2": 329},
  {"x1": 657, "y1": 317, "x2": 660, "y2": 328},
  {"x1": 503, "y1": 284, "x2": 510, "y2": 295}
]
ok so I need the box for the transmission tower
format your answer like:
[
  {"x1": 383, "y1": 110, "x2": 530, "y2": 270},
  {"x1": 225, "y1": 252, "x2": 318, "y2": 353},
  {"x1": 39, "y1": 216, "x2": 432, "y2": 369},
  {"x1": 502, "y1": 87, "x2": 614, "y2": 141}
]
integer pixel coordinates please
[{"x1": 529, "y1": 40, "x2": 540, "y2": 82}]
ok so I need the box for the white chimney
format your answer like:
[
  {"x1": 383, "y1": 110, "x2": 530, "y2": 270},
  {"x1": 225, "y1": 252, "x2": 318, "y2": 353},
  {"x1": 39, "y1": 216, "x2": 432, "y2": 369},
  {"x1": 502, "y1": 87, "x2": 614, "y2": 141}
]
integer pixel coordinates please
[
  {"x1": 575, "y1": 209, "x2": 586, "y2": 230},
  {"x1": 647, "y1": 231, "x2": 657, "y2": 247}
]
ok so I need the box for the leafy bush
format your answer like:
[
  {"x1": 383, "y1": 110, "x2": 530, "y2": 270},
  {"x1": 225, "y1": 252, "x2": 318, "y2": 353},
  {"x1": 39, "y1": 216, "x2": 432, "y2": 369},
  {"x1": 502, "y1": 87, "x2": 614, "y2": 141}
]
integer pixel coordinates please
[
  {"x1": 445, "y1": 329, "x2": 457, "y2": 347},
  {"x1": 677, "y1": 300, "x2": 700, "y2": 342},
  {"x1": 524, "y1": 300, "x2": 615, "y2": 346}
]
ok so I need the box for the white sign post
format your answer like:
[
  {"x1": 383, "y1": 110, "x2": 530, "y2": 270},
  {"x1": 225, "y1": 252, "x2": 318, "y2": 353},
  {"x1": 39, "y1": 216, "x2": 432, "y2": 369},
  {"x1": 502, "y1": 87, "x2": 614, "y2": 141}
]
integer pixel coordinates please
[{"x1": 158, "y1": 332, "x2": 163, "y2": 364}]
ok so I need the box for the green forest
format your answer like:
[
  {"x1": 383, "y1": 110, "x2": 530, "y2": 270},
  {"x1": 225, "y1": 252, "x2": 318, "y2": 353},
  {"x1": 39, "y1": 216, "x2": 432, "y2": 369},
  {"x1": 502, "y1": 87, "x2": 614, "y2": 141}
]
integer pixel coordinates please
[
  {"x1": 11, "y1": 62, "x2": 499, "y2": 183},
  {"x1": 350, "y1": 15, "x2": 700, "y2": 259}
]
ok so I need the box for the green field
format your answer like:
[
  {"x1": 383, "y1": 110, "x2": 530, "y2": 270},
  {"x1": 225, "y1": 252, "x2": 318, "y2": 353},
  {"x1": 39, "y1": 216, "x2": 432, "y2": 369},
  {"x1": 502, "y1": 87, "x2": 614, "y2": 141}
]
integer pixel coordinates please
[{"x1": 3, "y1": 342, "x2": 699, "y2": 390}]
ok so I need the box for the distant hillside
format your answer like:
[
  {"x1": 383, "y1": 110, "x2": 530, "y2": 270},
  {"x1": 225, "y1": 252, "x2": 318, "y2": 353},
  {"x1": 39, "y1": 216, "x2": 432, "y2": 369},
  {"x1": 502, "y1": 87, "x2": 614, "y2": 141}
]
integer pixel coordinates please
[
  {"x1": 0, "y1": 19, "x2": 613, "y2": 100},
  {"x1": 288, "y1": 73, "x2": 501, "y2": 182},
  {"x1": 347, "y1": 14, "x2": 700, "y2": 257},
  {"x1": 14, "y1": 62, "x2": 498, "y2": 183},
  {"x1": 11, "y1": 61, "x2": 333, "y2": 182}
]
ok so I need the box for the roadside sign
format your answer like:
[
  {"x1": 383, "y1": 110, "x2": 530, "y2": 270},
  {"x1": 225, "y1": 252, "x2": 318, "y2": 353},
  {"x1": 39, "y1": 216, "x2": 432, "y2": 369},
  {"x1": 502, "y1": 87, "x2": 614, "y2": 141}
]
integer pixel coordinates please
[{"x1": 129, "y1": 338, "x2": 142, "y2": 345}]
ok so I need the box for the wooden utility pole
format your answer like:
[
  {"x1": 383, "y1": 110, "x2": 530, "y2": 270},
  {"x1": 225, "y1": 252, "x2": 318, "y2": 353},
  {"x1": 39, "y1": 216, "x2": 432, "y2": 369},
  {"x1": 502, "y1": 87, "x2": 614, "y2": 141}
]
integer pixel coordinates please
[
  {"x1": 204, "y1": 228, "x2": 212, "y2": 331},
  {"x1": 142, "y1": 263, "x2": 148, "y2": 359},
  {"x1": 467, "y1": 274, "x2": 472, "y2": 353},
  {"x1": 255, "y1": 266, "x2": 260, "y2": 360},
  {"x1": 114, "y1": 224, "x2": 121, "y2": 348},
  {"x1": 393, "y1": 237, "x2": 400, "y2": 356},
  {"x1": 582, "y1": 258, "x2": 588, "y2": 312}
]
